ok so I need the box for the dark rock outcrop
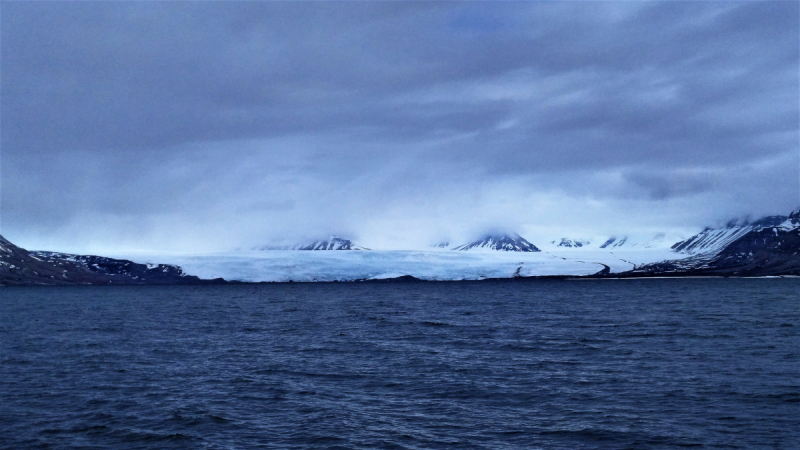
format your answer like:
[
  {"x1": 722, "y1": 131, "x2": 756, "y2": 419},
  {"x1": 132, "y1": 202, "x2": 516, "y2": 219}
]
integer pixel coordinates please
[
  {"x1": 1, "y1": 235, "x2": 224, "y2": 286},
  {"x1": 600, "y1": 237, "x2": 627, "y2": 248}
]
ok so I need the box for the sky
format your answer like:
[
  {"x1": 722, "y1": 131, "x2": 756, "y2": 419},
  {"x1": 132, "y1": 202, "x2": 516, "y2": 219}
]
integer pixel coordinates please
[{"x1": 1, "y1": 1, "x2": 798, "y2": 253}]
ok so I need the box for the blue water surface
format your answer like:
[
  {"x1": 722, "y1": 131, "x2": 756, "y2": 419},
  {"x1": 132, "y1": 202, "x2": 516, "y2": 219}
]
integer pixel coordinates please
[{"x1": 1, "y1": 279, "x2": 798, "y2": 449}]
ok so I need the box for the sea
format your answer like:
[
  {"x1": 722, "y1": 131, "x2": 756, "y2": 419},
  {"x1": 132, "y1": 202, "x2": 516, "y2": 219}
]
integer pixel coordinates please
[{"x1": 1, "y1": 279, "x2": 798, "y2": 449}]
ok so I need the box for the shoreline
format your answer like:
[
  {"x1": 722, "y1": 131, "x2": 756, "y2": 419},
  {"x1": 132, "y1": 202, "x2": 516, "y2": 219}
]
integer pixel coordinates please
[{"x1": 4, "y1": 273, "x2": 800, "y2": 287}]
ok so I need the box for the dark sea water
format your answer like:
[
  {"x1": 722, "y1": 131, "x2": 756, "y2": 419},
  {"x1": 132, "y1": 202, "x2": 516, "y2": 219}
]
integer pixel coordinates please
[{"x1": 1, "y1": 279, "x2": 798, "y2": 449}]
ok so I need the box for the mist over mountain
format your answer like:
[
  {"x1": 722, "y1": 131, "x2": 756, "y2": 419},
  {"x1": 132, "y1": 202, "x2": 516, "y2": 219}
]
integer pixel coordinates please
[
  {"x1": 1, "y1": 2, "x2": 797, "y2": 254},
  {"x1": 453, "y1": 234, "x2": 541, "y2": 252},
  {"x1": 628, "y1": 208, "x2": 800, "y2": 277},
  {"x1": 257, "y1": 237, "x2": 369, "y2": 251},
  {"x1": 671, "y1": 215, "x2": 788, "y2": 255},
  {"x1": 4, "y1": 206, "x2": 800, "y2": 283}
]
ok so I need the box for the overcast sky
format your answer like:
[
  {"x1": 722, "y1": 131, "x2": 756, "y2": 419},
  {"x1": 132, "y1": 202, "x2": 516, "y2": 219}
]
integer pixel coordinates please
[{"x1": 1, "y1": 1, "x2": 798, "y2": 253}]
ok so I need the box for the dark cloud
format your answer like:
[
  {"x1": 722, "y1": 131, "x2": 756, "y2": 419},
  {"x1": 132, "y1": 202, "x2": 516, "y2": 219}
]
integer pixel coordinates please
[
  {"x1": 623, "y1": 170, "x2": 716, "y2": 201},
  {"x1": 1, "y1": 1, "x2": 797, "y2": 252}
]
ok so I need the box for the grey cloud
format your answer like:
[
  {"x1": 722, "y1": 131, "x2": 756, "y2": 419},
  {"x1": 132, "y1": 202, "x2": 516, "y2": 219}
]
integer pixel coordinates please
[
  {"x1": 1, "y1": 1, "x2": 797, "y2": 251},
  {"x1": 5, "y1": 2, "x2": 795, "y2": 152},
  {"x1": 623, "y1": 170, "x2": 716, "y2": 200}
]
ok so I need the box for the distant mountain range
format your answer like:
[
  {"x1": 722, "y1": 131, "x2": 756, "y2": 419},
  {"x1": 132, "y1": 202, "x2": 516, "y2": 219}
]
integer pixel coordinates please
[
  {"x1": 261, "y1": 232, "x2": 668, "y2": 253},
  {"x1": 4, "y1": 207, "x2": 800, "y2": 284},
  {"x1": 262, "y1": 234, "x2": 541, "y2": 252}
]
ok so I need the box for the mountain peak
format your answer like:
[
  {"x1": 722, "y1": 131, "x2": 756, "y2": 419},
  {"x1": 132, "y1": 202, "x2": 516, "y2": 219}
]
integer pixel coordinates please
[
  {"x1": 297, "y1": 236, "x2": 369, "y2": 251},
  {"x1": 258, "y1": 236, "x2": 370, "y2": 251},
  {"x1": 453, "y1": 233, "x2": 540, "y2": 252}
]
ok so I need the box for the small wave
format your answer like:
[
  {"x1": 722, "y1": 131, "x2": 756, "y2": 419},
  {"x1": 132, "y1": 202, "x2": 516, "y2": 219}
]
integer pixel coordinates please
[{"x1": 420, "y1": 321, "x2": 454, "y2": 327}]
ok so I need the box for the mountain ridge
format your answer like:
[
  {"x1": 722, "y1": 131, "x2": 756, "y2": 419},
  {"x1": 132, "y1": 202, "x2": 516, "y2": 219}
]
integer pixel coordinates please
[
  {"x1": 671, "y1": 215, "x2": 789, "y2": 255},
  {"x1": 1, "y1": 235, "x2": 226, "y2": 286},
  {"x1": 257, "y1": 236, "x2": 369, "y2": 251},
  {"x1": 619, "y1": 208, "x2": 800, "y2": 277}
]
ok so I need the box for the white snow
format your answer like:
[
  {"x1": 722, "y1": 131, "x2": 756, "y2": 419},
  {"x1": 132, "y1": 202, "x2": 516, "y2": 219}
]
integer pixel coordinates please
[
  {"x1": 777, "y1": 218, "x2": 799, "y2": 231},
  {"x1": 674, "y1": 226, "x2": 754, "y2": 255},
  {"x1": 108, "y1": 248, "x2": 688, "y2": 283},
  {"x1": 537, "y1": 232, "x2": 685, "y2": 251}
]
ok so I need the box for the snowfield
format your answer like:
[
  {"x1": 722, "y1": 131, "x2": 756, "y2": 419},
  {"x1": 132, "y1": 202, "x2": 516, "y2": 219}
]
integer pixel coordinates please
[{"x1": 110, "y1": 248, "x2": 689, "y2": 283}]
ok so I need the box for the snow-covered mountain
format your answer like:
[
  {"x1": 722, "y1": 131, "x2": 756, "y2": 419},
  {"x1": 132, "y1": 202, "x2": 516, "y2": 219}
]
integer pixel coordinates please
[
  {"x1": 298, "y1": 237, "x2": 369, "y2": 250},
  {"x1": 258, "y1": 236, "x2": 369, "y2": 251},
  {"x1": 7, "y1": 208, "x2": 799, "y2": 284},
  {"x1": 551, "y1": 238, "x2": 591, "y2": 248},
  {"x1": 453, "y1": 233, "x2": 541, "y2": 252},
  {"x1": 628, "y1": 209, "x2": 800, "y2": 277},
  {"x1": 671, "y1": 215, "x2": 788, "y2": 255}
]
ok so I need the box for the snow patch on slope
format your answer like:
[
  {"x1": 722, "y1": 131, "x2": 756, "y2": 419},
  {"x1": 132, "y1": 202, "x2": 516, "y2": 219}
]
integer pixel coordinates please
[{"x1": 671, "y1": 227, "x2": 754, "y2": 255}]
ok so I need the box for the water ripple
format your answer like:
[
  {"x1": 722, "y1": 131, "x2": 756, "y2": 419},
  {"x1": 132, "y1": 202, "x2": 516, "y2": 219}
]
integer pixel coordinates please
[{"x1": 1, "y1": 279, "x2": 799, "y2": 449}]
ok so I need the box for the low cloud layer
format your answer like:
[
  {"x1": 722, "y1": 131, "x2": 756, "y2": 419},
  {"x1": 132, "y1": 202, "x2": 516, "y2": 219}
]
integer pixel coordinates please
[{"x1": 1, "y1": 2, "x2": 798, "y2": 253}]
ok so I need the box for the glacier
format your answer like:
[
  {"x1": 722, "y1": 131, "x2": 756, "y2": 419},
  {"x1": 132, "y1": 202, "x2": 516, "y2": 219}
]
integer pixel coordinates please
[{"x1": 109, "y1": 248, "x2": 686, "y2": 283}]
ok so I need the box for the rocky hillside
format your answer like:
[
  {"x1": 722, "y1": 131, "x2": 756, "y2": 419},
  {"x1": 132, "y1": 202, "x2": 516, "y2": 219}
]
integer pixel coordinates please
[
  {"x1": 621, "y1": 208, "x2": 800, "y2": 277},
  {"x1": 1, "y1": 235, "x2": 224, "y2": 286},
  {"x1": 671, "y1": 215, "x2": 787, "y2": 255}
]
